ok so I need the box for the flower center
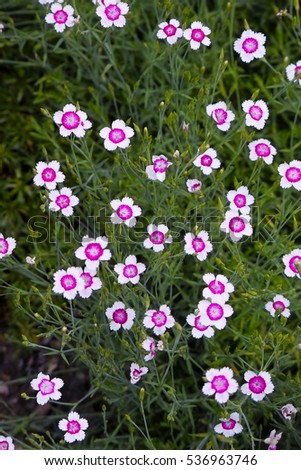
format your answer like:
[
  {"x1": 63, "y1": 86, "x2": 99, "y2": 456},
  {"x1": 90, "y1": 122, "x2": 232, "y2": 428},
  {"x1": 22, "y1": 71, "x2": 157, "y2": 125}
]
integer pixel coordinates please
[
  {"x1": 132, "y1": 368, "x2": 142, "y2": 378},
  {"x1": 255, "y1": 143, "x2": 270, "y2": 157},
  {"x1": 221, "y1": 418, "x2": 236, "y2": 430},
  {"x1": 108, "y1": 128, "x2": 126, "y2": 144},
  {"x1": 233, "y1": 194, "x2": 247, "y2": 208},
  {"x1": 242, "y1": 37, "x2": 258, "y2": 54},
  {"x1": 123, "y1": 264, "x2": 138, "y2": 278},
  {"x1": 149, "y1": 230, "x2": 165, "y2": 244},
  {"x1": 200, "y1": 155, "x2": 213, "y2": 166},
  {"x1": 229, "y1": 216, "x2": 246, "y2": 233},
  {"x1": 289, "y1": 255, "x2": 301, "y2": 273},
  {"x1": 285, "y1": 167, "x2": 301, "y2": 183},
  {"x1": 153, "y1": 158, "x2": 168, "y2": 173},
  {"x1": 42, "y1": 167, "x2": 56, "y2": 182},
  {"x1": 163, "y1": 24, "x2": 177, "y2": 37},
  {"x1": 152, "y1": 310, "x2": 167, "y2": 327},
  {"x1": 60, "y1": 274, "x2": 77, "y2": 291},
  {"x1": 84, "y1": 242, "x2": 104, "y2": 261},
  {"x1": 38, "y1": 378, "x2": 55, "y2": 396},
  {"x1": 105, "y1": 4, "x2": 121, "y2": 21},
  {"x1": 248, "y1": 375, "x2": 266, "y2": 394},
  {"x1": 67, "y1": 420, "x2": 81, "y2": 435},
  {"x1": 191, "y1": 182, "x2": 201, "y2": 191},
  {"x1": 194, "y1": 315, "x2": 209, "y2": 331},
  {"x1": 213, "y1": 108, "x2": 227, "y2": 125},
  {"x1": 211, "y1": 375, "x2": 229, "y2": 393},
  {"x1": 249, "y1": 105, "x2": 263, "y2": 121},
  {"x1": 80, "y1": 272, "x2": 93, "y2": 288},
  {"x1": 208, "y1": 280, "x2": 225, "y2": 294},
  {"x1": 0, "y1": 441, "x2": 9, "y2": 450},
  {"x1": 0, "y1": 238, "x2": 9, "y2": 254},
  {"x1": 62, "y1": 111, "x2": 80, "y2": 130},
  {"x1": 112, "y1": 308, "x2": 128, "y2": 324},
  {"x1": 191, "y1": 28, "x2": 205, "y2": 42},
  {"x1": 54, "y1": 9, "x2": 68, "y2": 24},
  {"x1": 116, "y1": 204, "x2": 133, "y2": 221},
  {"x1": 55, "y1": 194, "x2": 70, "y2": 209},
  {"x1": 191, "y1": 237, "x2": 205, "y2": 253},
  {"x1": 272, "y1": 300, "x2": 285, "y2": 313},
  {"x1": 207, "y1": 303, "x2": 224, "y2": 321}
]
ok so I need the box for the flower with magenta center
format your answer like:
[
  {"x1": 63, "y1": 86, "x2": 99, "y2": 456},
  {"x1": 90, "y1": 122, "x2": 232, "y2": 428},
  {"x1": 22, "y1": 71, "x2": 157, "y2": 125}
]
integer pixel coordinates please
[
  {"x1": 52, "y1": 267, "x2": 85, "y2": 300},
  {"x1": 241, "y1": 370, "x2": 274, "y2": 401},
  {"x1": 220, "y1": 210, "x2": 253, "y2": 242},
  {"x1": 143, "y1": 304, "x2": 175, "y2": 336},
  {"x1": 286, "y1": 60, "x2": 301, "y2": 85},
  {"x1": 234, "y1": 29, "x2": 266, "y2": 63},
  {"x1": 45, "y1": 3, "x2": 75, "y2": 33},
  {"x1": 226, "y1": 186, "x2": 255, "y2": 214},
  {"x1": 58, "y1": 411, "x2": 88, "y2": 443},
  {"x1": 33, "y1": 160, "x2": 65, "y2": 190},
  {"x1": 186, "y1": 179, "x2": 202, "y2": 193},
  {"x1": 248, "y1": 138, "x2": 276, "y2": 165},
  {"x1": 48, "y1": 187, "x2": 79, "y2": 216},
  {"x1": 197, "y1": 299, "x2": 234, "y2": 330},
  {"x1": 265, "y1": 294, "x2": 290, "y2": 318},
  {"x1": 184, "y1": 230, "x2": 213, "y2": 261},
  {"x1": 0, "y1": 233, "x2": 16, "y2": 259},
  {"x1": 281, "y1": 403, "x2": 297, "y2": 420},
  {"x1": 105, "y1": 301, "x2": 136, "y2": 331},
  {"x1": 0, "y1": 436, "x2": 14, "y2": 450},
  {"x1": 53, "y1": 103, "x2": 92, "y2": 138},
  {"x1": 30, "y1": 372, "x2": 64, "y2": 405},
  {"x1": 96, "y1": 0, "x2": 129, "y2": 29},
  {"x1": 242, "y1": 99, "x2": 269, "y2": 130},
  {"x1": 146, "y1": 155, "x2": 173, "y2": 182},
  {"x1": 114, "y1": 255, "x2": 146, "y2": 285},
  {"x1": 183, "y1": 21, "x2": 211, "y2": 49},
  {"x1": 157, "y1": 19, "x2": 183, "y2": 45},
  {"x1": 77, "y1": 267, "x2": 102, "y2": 299},
  {"x1": 130, "y1": 363, "x2": 148, "y2": 385},
  {"x1": 282, "y1": 248, "x2": 301, "y2": 278},
  {"x1": 75, "y1": 235, "x2": 112, "y2": 269},
  {"x1": 110, "y1": 197, "x2": 142, "y2": 227},
  {"x1": 278, "y1": 160, "x2": 301, "y2": 191},
  {"x1": 142, "y1": 337, "x2": 163, "y2": 361},
  {"x1": 214, "y1": 412, "x2": 243, "y2": 437},
  {"x1": 186, "y1": 310, "x2": 215, "y2": 339},
  {"x1": 206, "y1": 102, "x2": 235, "y2": 132},
  {"x1": 143, "y1": 224, "x2": 172, "y2": 252},
  {"x1": 202, "y1": 273, "x2": 234, "y2": 303},
  {"x1": 99, "y1": 119, "x2": 134, "y2": 151},
  {"x1": 193, "y1": 147, "x2": 221, "y2": 175},
  {"x1": 202, "y1": 367, "x2": 239, "y2": 404}
]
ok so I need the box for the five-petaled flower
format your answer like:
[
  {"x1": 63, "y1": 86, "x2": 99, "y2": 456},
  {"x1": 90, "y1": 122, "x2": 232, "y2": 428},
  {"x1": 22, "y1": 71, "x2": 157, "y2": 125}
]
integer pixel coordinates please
[
  {"x1": 186, "y1": 310, "x2": 215, "y2": 339},
  {"x1": 264, "y1": 429, "x2": 282, "y2": 450},
  {"x1": 110, "y1": 197, "x2": 142, "y2": 227},
  {"x1": 226, "y1": 186, "x2": 255, "y2": 214},
  {"x1": 96, "y1": 0, "x2": 129, "y2": 29},
  {"x1": 278, "y1": 160, "x2": 301, "y2": 190},
  {"x1": 265, "y1": 294, "x2": 290, "y2": 318},
  {"x1": 248, "y1": 138, "x2": 276, "y2": 165},
  {"x1": 234, "y1": 29, "x2": 266, "y2": 63},
  {"x1": 0, "y1": 233, "x2": 16, "y2": 259},
  {"x1": 286, "y1": 60, "x2": 301, "y2": 85},
  {"x1": 114, "y1": 255, "x2": 146, "y2": 285},
  {"x1": 99, "y1": 119, "x2": 134, "y2": 151},
  {"x1": 220, "y1": 210, "x2": 253, "y2": 242},
  {"x1": 0, "y1": 436, "x2": 14, "y2": 450},
  {"x1": 58, "y1": 411, "x2": 88, "y2": 443},
  {"x1": 130, "y1": 363, "x2": 148, "y2": 385},
  {"x1": 33, "y1": 160, "x2": 65, "y2": 190},
  {"x1": 202, "y1": 367, "x2": 239, "y2": 404},
  {"x1": 45, "y1": 3, "x2": 75, "y2": 33},
  {"x1": 282, "y1": 248, "x2": 301, "y2": 278},
  {"x1": 52, "y1": 267, "x2": 85, "y2": 300},
  {"x1": 183, "y1": 21, "x2": 211, "y2": 49},
  {"x1": 242, "y1": 99, "x2": 269, "y2": 130},
  {"x1": 77, "y1": 267, "x2": 102, "y2": 299},
  {"x1": 49, "y1": 187, "x2": 79, "y2": 216},
  {"x1": 30, "y1": 372, "x2": 64, "y2": 405},
  {"x1": 241, "y1": 370, "x2": 274, "y2": 401},
  {"x1": 193, "y1": 147, "x2": 221, "y2": 175},
  {"x1": 184, "y1": 230, "x2": 213, "y2": 261},
  {"x1": 143, "y1": 304, "x2": 175, "y2": 336},
  {"x1": 53, "y1": 104, "x2": 92, "y2": 138},
  {"x1": 105, "y1": 301, "x2": 136, "y2": 331},
  {"x1": 214, "y1": 412, "x2": 243, "y2": 437},
  {"x1": 146, "y1": 155, "x2": 173, "y2": 182},
  {"x1": 197, "y1": 299, "x2": 234, "y2": 330},
  {"x1": 75, "y1": 235, "x2": 112, "y2": 269},
  {"x1": 186, "y1": 179, "x2": 202, "y2": 193},
  {"x1": 206, "y1": 102, "x2": 235, "y2": 132},
  {"x1": 202, "y1": 273, "x2": 235, "y2": 303},
  {"x1": 157, "y1": 19, "x2": 183, "y2": 45},
  {"x1": 143, "y1": 224, "x2": 172, "y2": 252}
]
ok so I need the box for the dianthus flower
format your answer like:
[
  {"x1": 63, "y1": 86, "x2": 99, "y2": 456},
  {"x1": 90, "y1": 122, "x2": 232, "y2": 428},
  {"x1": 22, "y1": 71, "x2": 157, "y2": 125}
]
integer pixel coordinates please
[
  {"x1": 282, "y1": 248, "x2": 301, "y2": 278},
  {"x1": 143, "y1": 224, "x2": 172, "y2": 252},
  {"x1": 206, "y1": 102, "x2": 235, "y2": 132},
  {"x1": 145, "y1": 155, "x2": 173, "y2": 182},
  {"x1": 99, "y1": 119, "x2": 134, "y2": 151},
  {"x1": 48, "y1": 187, "x2": 79, "y2": 216},
  {"x1": 234, "y1": 29, "x2": 266, "y2": 63},
  {"x1": 220, "y1": 210, "x2": 253, "y2": 242},
  {"x1": 186, "y1": 179, "x2": 202, "y2": 193},
  {"x1": 242, "y1": 99, "x2": 269, "y2": 130},
  {"x1": 264, "y1": 429, "x2": 282, "y2": 450},
  {"x1": 226, "y1": 186, "x2": 255, "y2": 214},
  {"x1": 248, "y1": 138, "x2": 276, "y2": 165},
  {"x1": 265, "y1": 294, "x2": 290, "y2": 318},
  {"x1": 202, "y1": 367, "x2": 239, "y2": 404},
  {"x1": 241, "y1": 370, "x2": 274, "y2": 401},
  {"x1": 143, "y1": 304, "x2": 175, "y2": 336},
  {"x1": 58, "y1": 411, "x2": 88, "y2": 443},
  {"x1": 157, "y1": 19, "x2": 183, "y2": 45},
  {"x1": 0, "y1": 233, "x2": 16, "y2": 259},
  {"x1": 75, "y1": 235, "x2": 111, "y2": 269},
  {"x1": 142, "y1": 337, "x2": 164, "y2": 361},
  {"x1": 278, "y1": 160, "x2": 301, "y2": 190},
  {"x1": 183, "y1": 21, "x2": 211, "y2": 49},
  {"x1": 197, "y1": 299, "x2": 234, "y2": 330},
  {"x1": 53, "y1": 104, "x2": 92, "y2": 138},
  {"x1": 130, "y1": 363, "x2": 148, "y2": 385},
  {"x1": 286, "y1": 60, "x2": 301, "y2": 85},
  {"x1": 52, "y1": 267, "x2": 85, "y2": 300},
  {"x1": 281, "y1": 403, "x2": 297, "y2": 420},
  {"x1": 110, "y1": 197, "x2": 141, "y2": 227},
  {"x1": 184, "y1": 230, "x2": 213, "y2": 261},
  {"x1": 193, "y1": 148, "x2": 221, "y2": 175},
  {"x1": 105, "y1": 301, "x2": 135, "y2": 331},
  {"x1": 96, "y1": 0, "x2": 129, "y2": 28},
  {"x1": 114, "y1": 255, "x2": 146, "y2": 285},
  {"x1": 30, "y1": 372, "x2": 64, "y2": 405},
  {"x1": 77, "y1": 267, "x2": 102, "y2": 299},
  {"x1": 33, "y1": 160, "x2": 65, "y2": 190},
  {"x1": 45, "y1": 4, "x2": 76, "y2": 33},
  {"x1": 186, "y1": 310, "x2": 215, "y2": 339},
  {"x1": 214, "y1": 412, "x2": 243, "y2": 437},
  {"x1": 0, "y1": 436, "x2": 14, "y2": 450},
  {"x1": 202, "y1": 273, "x2": 234, "y2": 303}
]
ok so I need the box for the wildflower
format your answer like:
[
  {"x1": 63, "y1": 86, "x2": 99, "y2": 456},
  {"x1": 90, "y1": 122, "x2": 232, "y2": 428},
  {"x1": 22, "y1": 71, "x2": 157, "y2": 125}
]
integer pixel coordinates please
[
  {"x1": 282, "y1": 249, "x2": 301, "y2": 278},
  {"x1": 214, "y1": 412, "x2": 243, "y2": 437},
  {"x1": 105, "y1": 301, "x2": 135, "y2": 331},
  {"x1": 233, "y1": 29, "x2": 266, "y2": 63},
  {"x1": 0, "y1": 234, "x2": 16, "y2": 259},
  {"x1": 286, "y1": 60, "x2": 301, "y2": 85},
  {"x1": 206, "y1": 102, "x2": 235, "y2": 132},
  {"x1": 241, "y1": 370, "x2": 274, "y2": 401},
  {"x1": 142, "y1": 337, "x2": 163, "y2": 361},
  {"x1": 202, "y1": 273, "x2": 234, "y2": 303},
  {"x1": 145, "y1": 155, "x2": 173, "y2": 182},
  {"x1": 242, "y1": 99, "x2": 269, "y2": 130},
  {"x1": 186, "y1": 179, "x2": 202, "y2": 193},
  {"x1": 48, "y1": 187, "x2": 79, "y2": 216},
  {"x1": 30, "y1": 372, "x2": 64, "y2": 405},
  {"x1": 157, "y1": 19, "x2": 183, "y2": 45},
  {"x1": 265, "y1": 294, "x2": 290, "y2": 318},
  {"x1": 143, "y1": 224, "x2": 172, "y2": 252},
  {"x1": 58, "y1": 411, "x2": 88, "y2": 443},
  {"x1": 186, "y1": 310, "x2": 215, "y2": 339},
  {"x1": 110, "y1": 197, "x2": 141, "y2": 227},
  {"x1": 193, "y1": 148, "x2": 221, "y2": 175},
  {"x1": 53, "y1": 104, "x2": 92, "y2": 138},
  {"x1": 52, "y1": 267, "x2": 85, "y2": 300},
  {"x1": 114, "y1": 255, "x2": 146, "y2": 285},
  {"x1": 75, "y1": 235, "x2": 111, "y2": 270},
  {"x1": 264, "y1": 429, "x2": 282, "y2": 450},
  {"x1": 183, "y1": 21, "x2": 211, "y2": 49},
  {"x1": 77, "y1": 268, "x2": 102, "y2": 299},
  {"x1": 99, "y1": 119, "x2": 134, "y2": 151},
  {"x1": 202, "y1": 367, "x2": 239, "y2": 404},
  {"x1": 226, "y1": 186, "x2": 255, "y2": 214},
  {"x1": 143, "y1": 304, "x2": 175, "y2": 336},
  {"x1": 281, "y1": 403, "x2": 297, "y2": 420},
  {"x1": 130, "y1": 363, "x2": 148, "y2": 385},
  {"x1": 248, "y1": 138, "x2": 276, "y2": 165},
  {"x1": 220, "y1": 210, "x2": 253, "y2": 242},
  {"x1": 0, "y1": 436, "x2": 14, "y2": 450},
  {"x1": 26, "y1": 256, "x2": 36, "y2": 265},
  {"x1": 184, "y1": 230, "x2": 213, "y2": 261},
  {"x1": 96, "y1": 0, "x2": 129, "y2": 29},
  {"x1": 45, "y1": 4, "x2": 76, "y2": 33},
  {"x1": 278, "y1": 160, "x2": 301, "y2": 190},
  {"x1": 197, "y1": 299, "x2": 234, "y2": 330},
  {"x1": 33, "y1": 160, "x2": 65, "y2": 190}
]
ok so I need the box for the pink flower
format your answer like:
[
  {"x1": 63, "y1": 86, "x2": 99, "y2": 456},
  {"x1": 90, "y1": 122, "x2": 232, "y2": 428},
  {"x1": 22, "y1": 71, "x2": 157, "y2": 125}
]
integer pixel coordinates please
[
  {"x1": 183, "y1": 21, "x2": 211, "y2": 49},
  {"x1": 157, "y1": 19, "x2": 183, "y2": 45},
  {"x1": 226, "y1": 186, "x2": 254, "y2": 214},
  {"x1": 143, "y1": 304, "x2": 175, "y2": 336},
  {"x1": 278, "y1": 160, "x2": 301, "y2": 190},
  {"x1": 0, "y1": 233, "x2": 16, "y2": 259},
  {"x1": 142, "y1": 337, "x2": 164, "y2": 361},
  {"x1": 220, "y1": 210, "x2": 253, "y2": 242},
  {"x1": 77, "y1": 268, "x2": 102, "y2": 299},
  {"x1": 143, "y1": 224, "x2": 172, "y2": 252},
  {"x1": 241, "y1": 370, "x2": 274, "y2": 401},
  {"x1": 146, "y1": 155, "x2": 173, "y2": 182},
  {"x1": 202, "y1": 367, "x2": 239, "y2": 404},
  {"x1": 265, "y1": 294, "x2": 290, "y2": 318},
  {"x1": 96, "y1": 0, "x2": 129, "y2": 28},
  {"x1": 202, "y1": 273, "x2": 234, "y2": 303},
  {"x1": 53, "y1": 104, "x2": 92, "y2": 138},
  {"x1": 197, "y1": 299, "x2": 234, "y2": 330},
  {"x1": 33, "y1": 160, "x2": 65, "y2": 190},
  {"x1": 48, "y1": 187, "x2": 79, "y2": 216},
  {"x1": 114, "y1": 255, "x2": 146, "y2": 285},
  {"x1": 0, "y1": 436, "x2": 14, "y2": 450},
  {"x1": 281, "y1": 403, "x2": 297, "y2": 420},
  {"x1": 30, "y1": 372, "x2": 64, "y2": 405},
  {"x1": 234, "y1": 30, "x2": 266, "y2": 63},
  {"x1": 184, "y1": 230, "x2": 213, "y2": 261},
  {"x1": 99, "y1": 119, "x2": 134, "y2": 151},
  {"x1": 110, "y1": 197, "x2": 142, "y2": 227},
  {"x1": 286, "y1": 60, "x2": 301, "y2": 85},
  {"x1": 193, "y1": 148, "x2": 221, "y2": 175},
  {"x1": 206, "y1": 102, "x2": 235, "y2": 132},
  {"x1": 75, "y1": 235, "x2": 112, "y2": 269},
  {"x1": 214, "y1": 412, "x2": 243, "y2": 437},
  {"x1": 130, "y1": 363, "x2": 148, "y2": 385},
  {"x1": 58, "y1": 411, "x2": 88, "y2": 443},
  {"x1": 186, "y1": 179, "x2": 202, "y2": 193},
  {"x1": 186, "y1": 311, "x2": 215, "y2": 339},
  {"x1": 52, "y1": 267, "x2": 85, "y2": 300},
  {"x1": 248, "y1": 138, "x2": 276, "y2": 165},
  {"x1": 264, "y1": 429, "x2": 282, "y2": 450},
  {"x1": 45, "y1": 3, "x2": 75, "y2": 33},
  {"x1": 282, "y1": 248, "x2": 301, "y2": 278},
  {"x1": 242, "y1": 99, "x2": 269, "y2": 130},
  {"x1": 105, "y1": 301, "x2": 135, "y2": 331}
]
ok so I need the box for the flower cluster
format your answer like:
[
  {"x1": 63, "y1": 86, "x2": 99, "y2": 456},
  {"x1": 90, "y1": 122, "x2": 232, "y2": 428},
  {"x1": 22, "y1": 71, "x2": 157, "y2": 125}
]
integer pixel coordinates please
[
  {"x1": 157, "y1": 19, "x2": 211, "y2": 49},
  {"x1": 220, "y1": 186, "x2": 254, "y2": 242}
]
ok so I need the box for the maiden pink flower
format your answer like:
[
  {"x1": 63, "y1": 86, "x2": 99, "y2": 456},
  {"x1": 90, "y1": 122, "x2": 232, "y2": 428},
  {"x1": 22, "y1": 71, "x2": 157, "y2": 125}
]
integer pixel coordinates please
[
  {"x1": 248, "y1": 138, "x2": 276, "y2": 165},
  {"x1": 146, "y1": 155, "x2": 173, "y2": 182},
  {"x1": 282, "y1": 248, "x2": 301, "y2": 278},
  {"x1": 197, "y1": 299, "x2": 234, "y2": 330},
  {"x1": 143, "y1": 224, "x2": 172, "y2": 252},
  {"x1": 184, "y1": 230, "x2": 213, "y2": 261},
  {"x1": 264, "y1": 429, "x2": 282, "y2": 450},
  {"x1": 130, "y1": 363, "x2": 148, "y2": 385},
  {"x1": 77, "y1": 268, "x2": 102, "y2": 299},
  {"x1": 58, "y1": 411, "x2": 88, "y2": 443},
  {"x1": 242, "y1": 99, "x2": 269, "y2": 130},
  {"x1": 202, "y1": 273, "x2": 234, "y2": 303},
  {"x1": 52, "y1": 267, "x2": 85, "y2": 300},
  {"x1": 30, "y1": 372, "x2": 64, "y2": 405},
  {"x1": 105, "y1": 301, "x2": 135, "y2": 331},
  {"x1": 202, "y1": 367, "x2": 239, "y2": 404},
  {"x1": 96, "y1": 0, "x2": 129, "y2": 28},
  {"x1": 183, "y1": 21, "x2": 211, "y2": 49},
  {"x1": 75, "y1": 235, "x2": 112, "y2": 269},
  {"x1": 286, "y1": 60, "x2": 301, "y2": 85},
  {"x1": 206, "y1": 102, "x2": 235, "y2": 132},
  {"x1": 114, "y1": 255, "x2": 146, "y2": 285},
  {"x1": 226, "y1": 186, "x2": 255, "y2": 214},
  {"x1": 142, "y1": 337, "x2": 164, "y2": 361},
  {"x1": 186, "y1": 179, "x2": 202, "y2": 193},
  {"x1": 193, "y1": 148, "x2": 221, "y2": 175},
  {"x1": 99, "y1": 119, "x2": 134, "y2": 151},
  {"x1": 48, "y1": 187, "x2": 79, "y2": 216},
  {"x1": 234, "y1": 29, "x2": 266, "y2": 63},
  {"x1": 26, "y1": 256, "x2": 36, "y2": 265},
  {"x1": 157, "y1": 19, "x2": 183, "y2": 45},
  {"x1": 110, "y1": 197, "x2": 141, "y2": 227},
  {"x1": 278, "y1": 160, "x2": 301, "y2": 190},
  {"x1": 0, "y1": 234, "x2": 16, "y2": 259},
  {"x1": 220, "y1": 210, "x2": 253, "y2": 242},
  {"x1": 45, "y1": 4, "x2": 75, "y2": 33},
  {"x1": 0, "y1": 436, "x2": 14, "y2": 450},
  {"x1": 214, "y1": 412, "x2": 243, "y2": 438},
  {"x1": 186, "y1": 310, "x2": 215, "y2": 339},
  {"x1": 281, "y1": 403, "x2": 297, "y2": 420},
  {"x1": 265, "y1": 294, "x2": 290, "y2": 318},
  {"x1": 33, "y1": 160, "x2": 65, "y2": 190},
  {"x1": 53, "y1": 104, "x2": 92, "y2": 138},
  {"x1": 241, "y1": 370, "x2": 274, "y2": 401},
  {"x1": 143, "y1": 304, "x2": 175, "y2": 336}
]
